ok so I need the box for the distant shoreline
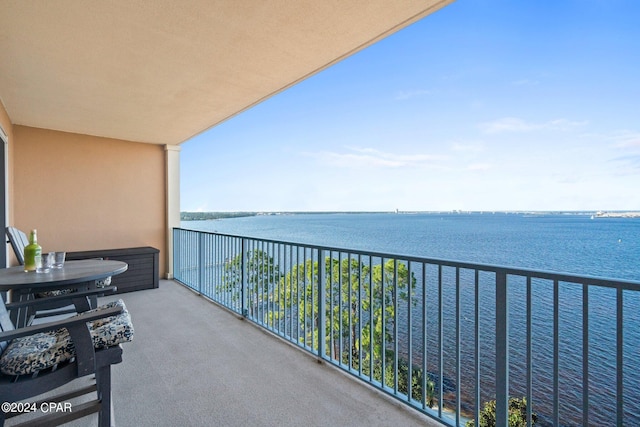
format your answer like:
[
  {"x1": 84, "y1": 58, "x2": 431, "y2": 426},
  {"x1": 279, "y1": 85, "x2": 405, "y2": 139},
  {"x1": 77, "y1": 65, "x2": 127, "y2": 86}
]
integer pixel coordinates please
[
  {"x1": 180, "y1": 211, "x2": 388, "y2": 220},
  {"x1": 180, "y1": 210, "x2": 640, "y2": 221},
  {"x1": 594, "y1": 211, "x2": 640, "y2": 218}
]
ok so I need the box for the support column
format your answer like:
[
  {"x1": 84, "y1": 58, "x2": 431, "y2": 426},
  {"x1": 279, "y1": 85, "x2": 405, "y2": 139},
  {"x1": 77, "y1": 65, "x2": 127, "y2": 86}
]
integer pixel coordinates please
[
  {"x1": 0, "y1": 124, "x2": 8, "y2": 269},
  {"x1": 165, "y1": 144, "x2": 181, "y2": 279}
]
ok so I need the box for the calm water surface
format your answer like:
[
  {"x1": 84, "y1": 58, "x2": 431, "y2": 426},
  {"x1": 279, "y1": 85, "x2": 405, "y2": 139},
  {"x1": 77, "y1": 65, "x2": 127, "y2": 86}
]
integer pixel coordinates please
[
  {"x1": 182, "y1": 213, "x2": 640, "y2": 426},
  {"x1": 183, "y1": 212, "x2": 640, "y2": 281}
]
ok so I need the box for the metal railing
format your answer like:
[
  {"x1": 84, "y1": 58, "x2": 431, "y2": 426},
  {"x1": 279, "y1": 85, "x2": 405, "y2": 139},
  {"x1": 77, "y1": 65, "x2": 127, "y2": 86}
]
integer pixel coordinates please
[{"x1": 173, "y1": 227, "x2": 640, "y2": 426}]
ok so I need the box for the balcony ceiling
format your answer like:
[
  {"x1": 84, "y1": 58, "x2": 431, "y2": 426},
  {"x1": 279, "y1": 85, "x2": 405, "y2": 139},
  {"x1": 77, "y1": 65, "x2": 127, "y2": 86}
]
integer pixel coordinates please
[{"x1": 0, "y1": 0, "x2": 453, "y2": 145}]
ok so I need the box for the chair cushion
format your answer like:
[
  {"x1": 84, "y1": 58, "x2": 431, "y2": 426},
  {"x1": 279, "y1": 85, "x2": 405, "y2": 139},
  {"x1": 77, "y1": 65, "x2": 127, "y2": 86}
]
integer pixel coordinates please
[
  {"x1": 36, "y1": 276, "x2": 111, "y2": 297},
  {"x1": 0, "y1": 299, "x2": 134, "y2": 376},
  {"x1": 0, "y1": 328, "x2": 74, "y2": 376},
  {"x1": 95, "y1": 276, "x2": 112, "y2": 288},
  {"x1": 36, "y1": 288, "x2": 74, "y2": 298},
  {"x1": 84, "y1": 299, "x2": 134, "y2": 348}
]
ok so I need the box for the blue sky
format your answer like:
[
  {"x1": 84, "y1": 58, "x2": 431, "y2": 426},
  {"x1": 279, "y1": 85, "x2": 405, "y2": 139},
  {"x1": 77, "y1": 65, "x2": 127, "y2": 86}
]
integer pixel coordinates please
[{"x1": 180, "y1": 0, "x2": 639, "y2": 212}]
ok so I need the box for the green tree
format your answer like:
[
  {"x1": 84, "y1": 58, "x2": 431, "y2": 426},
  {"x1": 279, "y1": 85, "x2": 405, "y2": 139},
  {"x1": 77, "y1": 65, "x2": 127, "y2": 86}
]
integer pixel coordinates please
[
  {"x1": 272, "y1": 258, "x2": 319, "y2": 347},
  {"x1": 225, "y1": 251, "x2": 432, "y2": 407},
  {"x1": 221, "y1": 249, "x2": 281, "y2": 318},
  {"x1": 466, "y1": 397, "x2": 537, "y2": 427},
  {"x1": 273, "y1": 257, "x2": 416, "y2": 386},
  {"x1": 359, "y1": 259, "x2": 414, "y2": 365}
]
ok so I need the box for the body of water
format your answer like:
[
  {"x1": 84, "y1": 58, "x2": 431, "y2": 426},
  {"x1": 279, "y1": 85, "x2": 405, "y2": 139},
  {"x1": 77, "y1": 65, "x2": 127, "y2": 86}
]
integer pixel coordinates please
[
  {"x1": 181, "y1": 212, "x2": 640, "y2": 426},
  {"x1": 182, "y1": 212, "x2": 640, "y2": 281}
]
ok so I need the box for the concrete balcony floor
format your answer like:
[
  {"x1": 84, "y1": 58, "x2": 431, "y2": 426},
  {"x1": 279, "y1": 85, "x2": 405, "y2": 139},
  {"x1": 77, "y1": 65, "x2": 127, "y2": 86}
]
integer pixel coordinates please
[{"x1": 59, "y1": 280, "x2": 443, "y2": 426}]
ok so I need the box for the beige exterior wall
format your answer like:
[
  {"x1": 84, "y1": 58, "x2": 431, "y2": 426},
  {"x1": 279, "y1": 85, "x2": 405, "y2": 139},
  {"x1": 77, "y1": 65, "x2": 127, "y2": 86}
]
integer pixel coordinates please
[
  {"x1": 0, "y1": 101, "x2": 13, "y2": 206},
  {"x1": 11, "y1": 126, "x2": 167, "y2": 275},
  {"x1": 0, "y1": 101, "x2": 15, "y2": 265}
]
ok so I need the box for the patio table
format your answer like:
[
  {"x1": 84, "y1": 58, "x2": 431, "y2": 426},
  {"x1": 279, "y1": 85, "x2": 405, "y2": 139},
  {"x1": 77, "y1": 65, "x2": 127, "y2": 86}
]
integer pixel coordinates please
[{"x1": 0, "y1": 259, "x2": 128, "y2": 326}]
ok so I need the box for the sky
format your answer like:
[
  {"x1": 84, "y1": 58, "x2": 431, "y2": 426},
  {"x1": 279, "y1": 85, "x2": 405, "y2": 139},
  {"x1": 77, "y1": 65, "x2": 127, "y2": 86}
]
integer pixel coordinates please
[{"x1": 180, "y1": 0, "x2": 640, "y2": 213}]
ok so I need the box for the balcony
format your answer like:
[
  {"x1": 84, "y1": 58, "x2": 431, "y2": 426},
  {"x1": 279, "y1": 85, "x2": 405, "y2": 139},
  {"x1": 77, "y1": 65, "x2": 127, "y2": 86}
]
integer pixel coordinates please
[
  {"x1": 6, "y1": 3, "x2": 635, "y2": 425},
  {"x1": 7, "y1": 227, "x2": 639, "y2": 426},
  {"x1": 168, "y1": 228, "x2": 640, "y2": 427},
  {"x1": 0, "y1": 0, "x2": 457, "y2": 289},
  {"x1": 66, "y1": 279, "x2": 439, "y2": 426}
]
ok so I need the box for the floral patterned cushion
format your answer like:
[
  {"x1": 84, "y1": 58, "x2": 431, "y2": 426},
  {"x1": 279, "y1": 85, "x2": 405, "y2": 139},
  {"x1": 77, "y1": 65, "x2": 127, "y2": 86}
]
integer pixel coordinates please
[
  {"x1": 0, "y1": 299, "x2": 133, "y2": 376},
  {"x1": 95, "y1": 276, "x2": 112, "y2": 288},
  {"x1": 36, "y1": 288, "x2": 74, "y2": 298},
  {"x1": 0, "y1": 328, "x2": 74, "y2": 376},
  {"x1": 83, "y1": 299, "x2": 134, "y2": 349}
]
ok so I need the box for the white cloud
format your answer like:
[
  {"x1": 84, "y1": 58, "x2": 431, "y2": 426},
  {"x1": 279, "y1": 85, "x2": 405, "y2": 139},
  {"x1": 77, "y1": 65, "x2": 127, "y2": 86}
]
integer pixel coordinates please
[
  {"x1": 595, "y1": 130, "x2": 640, "y2": 174},
  {"x1": 394, "y1": 89, "x2": 431, "y2": 100},
  {"x1": 611, "y1": 131, "x2": 640, "y2": 148},
  {"x1": 480, "y1": 117, "x2": 535, "y2": 133},
  {"x1": 479, "y1": 117, "x2": 588, "y2": 134},
  {"x1": 304, "y1": 146, "x2": 448, "y2": 168},
  {"x1": 547, "y1": 119, "x2": 589, "y2": 131}
]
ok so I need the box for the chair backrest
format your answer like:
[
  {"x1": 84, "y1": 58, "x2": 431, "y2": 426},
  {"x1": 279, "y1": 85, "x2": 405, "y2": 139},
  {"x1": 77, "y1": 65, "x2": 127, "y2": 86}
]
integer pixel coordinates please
[
  {"x1": 6, "y1": 226, "x2": 28, "y2": 265},
  {"x1": 0, "y1": 300, "x2": 15, "y2": 354}
]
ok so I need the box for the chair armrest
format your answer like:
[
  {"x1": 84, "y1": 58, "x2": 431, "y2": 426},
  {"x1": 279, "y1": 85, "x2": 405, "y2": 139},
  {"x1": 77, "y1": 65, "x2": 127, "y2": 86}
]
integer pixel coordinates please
[
  {"x1": 0, "y1": 306, "x2": 123, "y2": 342},
  {"x1": 5, "y1": 286, "x2": 118, "y2": 311}
]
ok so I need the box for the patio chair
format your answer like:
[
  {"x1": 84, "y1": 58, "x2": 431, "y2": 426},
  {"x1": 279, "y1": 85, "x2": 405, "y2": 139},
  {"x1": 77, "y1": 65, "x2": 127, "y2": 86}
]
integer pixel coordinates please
[
  {"x1": 0, "y1": 295, "x2": 133, "y2": 426},
  {"x1": 5, "y1": 226, "x2": 28, "y2": 266},
  {"x1": 6, "y1": 226, "x2": 113, "y2": 288},
  {"x1": 5, "y1": 226, "x2": 115, "y2": 325},
  {"x1": 6, "y1": 286, "x2": 118, "y2": 329}
]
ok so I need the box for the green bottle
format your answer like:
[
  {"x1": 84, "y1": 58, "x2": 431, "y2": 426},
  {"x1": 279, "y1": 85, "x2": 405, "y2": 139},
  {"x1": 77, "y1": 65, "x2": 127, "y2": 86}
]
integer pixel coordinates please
[{"x1": 24, "y1": 229, "x2": 42, "y2": 272}]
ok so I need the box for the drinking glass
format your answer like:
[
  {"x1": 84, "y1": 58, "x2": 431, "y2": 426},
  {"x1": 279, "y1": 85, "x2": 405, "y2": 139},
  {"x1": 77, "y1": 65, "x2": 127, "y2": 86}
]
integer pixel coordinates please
[
  {"x1": 36, "y1": 252, "x2": 53, "y2": 273},
  {"x1": 53, "y1": 251, "x2": 66, "y2": 268}
]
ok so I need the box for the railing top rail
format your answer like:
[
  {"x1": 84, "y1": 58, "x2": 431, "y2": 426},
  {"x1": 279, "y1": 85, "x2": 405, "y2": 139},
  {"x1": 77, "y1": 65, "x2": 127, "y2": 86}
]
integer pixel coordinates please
[{"x1": 174, "y1": 227, "x2": 640, "y2": 290}]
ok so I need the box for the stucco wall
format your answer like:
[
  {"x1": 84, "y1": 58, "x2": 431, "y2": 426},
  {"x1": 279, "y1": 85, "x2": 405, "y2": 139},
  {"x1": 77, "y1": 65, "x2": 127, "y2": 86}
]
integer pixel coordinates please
[
  {"x1": 0, "y1": 101, "x2": 14, "y2": 265},
  {"x1": 12, "y1": 126, "x2": 166, "y2": 275}
]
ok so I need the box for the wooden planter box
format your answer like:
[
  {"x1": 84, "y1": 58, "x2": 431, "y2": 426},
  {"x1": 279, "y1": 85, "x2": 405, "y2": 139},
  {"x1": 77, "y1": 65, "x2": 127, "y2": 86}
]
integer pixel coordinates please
[{"x1": 66, "y1": 246, "x2": 159, "y2": 294}]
